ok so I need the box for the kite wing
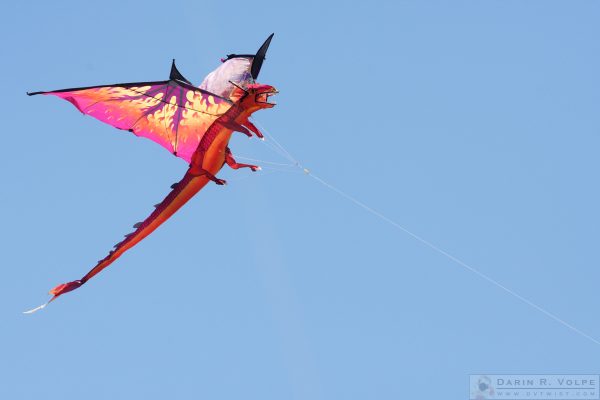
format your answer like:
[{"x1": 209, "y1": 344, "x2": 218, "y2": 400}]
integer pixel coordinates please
[
  {"x1": 200, "y1": 33, "x2": 273, "y2": 98},
  {"x1": 28, "y1": 62, "x2": 233, "y2": 163}
]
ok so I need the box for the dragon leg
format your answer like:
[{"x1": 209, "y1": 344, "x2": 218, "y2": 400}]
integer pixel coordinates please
[
  {"x1": 220, "y1": 121, "x2": 252, "y2": 138},
  {"x1": 240, "y1": 118, "x2": 264, "y2": 139},
  {"x1": 225, "y1": 147, "x2": 260, "y2": 171},
  {"x1": 189, "y1": 151, "x2": 226, "y2": 185},
  {"x1": 189, "y1": 166, "x2": 226, "y2": 185}
]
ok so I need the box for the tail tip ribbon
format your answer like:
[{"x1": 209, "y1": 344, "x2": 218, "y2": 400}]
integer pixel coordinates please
[{"x1": 23, "y1": 280, "x2": 83, "y2": 314}]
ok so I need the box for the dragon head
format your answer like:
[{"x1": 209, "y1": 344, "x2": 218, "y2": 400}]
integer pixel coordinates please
[
  {"x1": 234, "y1": 83, "x2": 278, "y2": 112},
  {"x1": 248, "y1": 83, "x2": 278, "y2": 108}
]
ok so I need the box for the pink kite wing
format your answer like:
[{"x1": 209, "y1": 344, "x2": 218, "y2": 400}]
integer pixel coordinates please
[{"x1": 28, "y1": 61, "x2": 233, "y2": 163}]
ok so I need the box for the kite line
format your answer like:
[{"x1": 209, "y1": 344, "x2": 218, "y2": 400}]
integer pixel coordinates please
[{"x1": 249, "y1": 118, "x2": 600, "y2": 348}]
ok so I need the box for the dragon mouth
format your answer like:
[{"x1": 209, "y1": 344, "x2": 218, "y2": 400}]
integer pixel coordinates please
[{"x1": 256, "y1": 89, "x2": 278, "y2": 106}]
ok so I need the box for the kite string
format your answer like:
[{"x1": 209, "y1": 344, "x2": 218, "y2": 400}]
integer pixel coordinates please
[
  {"x1": 257, "y1": 165, "x2": 304, "y2": 173},
  {"x1": 251, "y1": 118, "x2": 300, "y2": 166},
  {"x1": 251, "y1": 120, "x2": 600, "y2": 347},
  {"x1": 235, "y1": 155, "x2": 297, "y2": 167},
  {"x1": 307, "y1": 172, "x2": 600, "y2": 346}
]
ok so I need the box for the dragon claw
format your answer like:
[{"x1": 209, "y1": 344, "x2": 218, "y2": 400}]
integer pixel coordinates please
[{"x1": 240, "y1": 119, "x2": 264, "y2": 139}]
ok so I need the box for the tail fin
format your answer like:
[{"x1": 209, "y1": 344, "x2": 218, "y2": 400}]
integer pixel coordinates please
[{"x1": 23, "y1": 280, "x2": 83, "y2": 314}]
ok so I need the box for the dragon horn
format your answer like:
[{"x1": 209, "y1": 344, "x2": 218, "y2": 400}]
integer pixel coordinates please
[{"x1": 251, "y1": 33, "x2": 274, "y2": 80}]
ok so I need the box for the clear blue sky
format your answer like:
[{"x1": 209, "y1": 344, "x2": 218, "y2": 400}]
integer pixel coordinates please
[{"x1": 1, "y1": 1, "x2": 599, "y2": 398}]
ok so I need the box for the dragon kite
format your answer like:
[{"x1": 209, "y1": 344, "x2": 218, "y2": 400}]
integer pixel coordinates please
[{"x1": 25, "y1": 34, "x2": 278, "y2": 313}]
